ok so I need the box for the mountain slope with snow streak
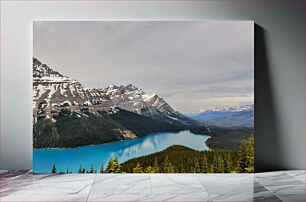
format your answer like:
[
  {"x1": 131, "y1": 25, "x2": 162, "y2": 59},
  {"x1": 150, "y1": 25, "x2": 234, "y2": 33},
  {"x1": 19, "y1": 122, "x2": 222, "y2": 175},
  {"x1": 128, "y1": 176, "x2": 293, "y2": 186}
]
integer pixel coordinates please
[
  {"x1": 33, "y1": 58, "x2": 113, "y2": 120},
  {"x1": 33, "y1": 58, "x2": 195, "y2": 125}
]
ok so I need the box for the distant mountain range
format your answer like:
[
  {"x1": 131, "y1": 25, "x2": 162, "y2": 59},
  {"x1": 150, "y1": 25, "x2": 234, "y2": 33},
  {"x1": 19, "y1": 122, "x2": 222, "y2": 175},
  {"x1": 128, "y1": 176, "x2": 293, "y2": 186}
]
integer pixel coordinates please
[
  {"x1": 189, "y1": 104, "x2": 254, "y2": 127},
  {"x1": 33, "y1": 58, "x2": 201, "y2": 148}
]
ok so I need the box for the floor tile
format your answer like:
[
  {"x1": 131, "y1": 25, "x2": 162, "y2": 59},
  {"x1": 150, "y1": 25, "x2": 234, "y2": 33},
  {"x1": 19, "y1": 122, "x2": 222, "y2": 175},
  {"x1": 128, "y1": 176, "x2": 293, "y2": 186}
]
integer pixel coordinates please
[
  {"x1": 253, "y1": 181, "x2": 273, "y2": 195},
  {"x1": 210, "y1": 194, "x2": 253, "y2": 201},
  {"x1": 256, "y1": 173, "x2": 305, "y2": 195},
  {"x1": 275, "y1": 194, "x2": 306, "y2": 202},
  {"x1": 90, "y1": 174, "x2": 151, "y2": 195},
  {"x1": 0, "y1": 170, "x2": 32, "y2": 179},
  {"x1": 197, "y1": 174, "x2": 254, "y2": 195},
  {"x1": 147, "y1": 194, "x2": 211, "y2": 202},
  {"x1": 150, "y1": 174, "x2": 208, "y2": 195},
  {"x1": 1, "y1": 170, "x2": 306, "y2": 202},
  {"x1": 211, "y1": 194, "x2": 281, "y2": 202},
  {"x1": 1, "y1": 173, "x2": 52, "y2": 196},
  {"x1": 255, "y1": 171, "x2": 297, "y2": 180},
  {"x1": 0, "y1": 194, "x2": 88, "y2": 202},
  {"x1": 286, "y1": 170, "x2": 306, "y2": 183},
  {"x1": 210, "y1": 194, "x2": 282, "y2": 202},
  {"x1": 253, "y1": 194, "x2": 282, "y2": 202},
  {"x1": 1, "y1": 174, "x2": 96, "y2": 196},
  {"x1": 88, "y1": 194, "x2": 211, "y2": 202}
]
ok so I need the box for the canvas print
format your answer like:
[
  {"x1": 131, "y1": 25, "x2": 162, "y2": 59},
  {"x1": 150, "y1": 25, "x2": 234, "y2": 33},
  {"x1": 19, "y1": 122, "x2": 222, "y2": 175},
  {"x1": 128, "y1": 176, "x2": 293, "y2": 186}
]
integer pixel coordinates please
[{"x1": 33, "y1": 21, "x2": 254, "y2": 173}]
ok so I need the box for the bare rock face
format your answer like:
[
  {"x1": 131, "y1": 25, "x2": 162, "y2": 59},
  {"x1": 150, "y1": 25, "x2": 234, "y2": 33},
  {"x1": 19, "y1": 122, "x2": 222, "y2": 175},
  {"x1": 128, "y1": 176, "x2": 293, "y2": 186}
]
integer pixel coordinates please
[
  {"x1": 101, "y1": 84, "x2": 178, "y2": 118},
  {"x1": 33, "y1": 58, "x2": 195, "y2": 125},
  {"x1": 33, "y1": 58, "x2": 113, "y2": 120}
]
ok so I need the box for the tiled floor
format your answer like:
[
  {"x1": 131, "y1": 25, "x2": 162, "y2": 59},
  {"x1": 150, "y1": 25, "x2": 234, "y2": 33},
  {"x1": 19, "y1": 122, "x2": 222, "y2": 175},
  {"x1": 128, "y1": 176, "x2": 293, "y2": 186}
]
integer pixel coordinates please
[{"x1": 0, "y1": 170, "x2": 305, "y2": 202}]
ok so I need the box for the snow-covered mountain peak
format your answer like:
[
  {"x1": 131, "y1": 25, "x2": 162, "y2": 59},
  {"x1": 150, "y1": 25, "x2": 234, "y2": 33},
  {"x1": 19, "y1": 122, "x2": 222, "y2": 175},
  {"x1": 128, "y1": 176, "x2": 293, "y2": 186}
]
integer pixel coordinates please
[
  {"x1": 125, "y1": 83, "x2": 138, "y2": 90},
  {"x1": 101, "y1": 83, "x2": 169, "y2": 114},
  {"x1": 33, "y1": 58, "x2": 194, "y2": 125},
  {"x1": 34, "y1": 58, "x2": 65, "y2": 78},
  {"x1": 142, "y1": 93, "x2": 158, "y2": 102},
  {"x1": 190, "y1": 104, "x2": 254, "y2": 127},
  {"x1": 200, "y1": 104, "x2": 254, "y2": 113},
  {"x1": 33, "y1": 58, "x2": 75, "y2": 83},
  {"x1": 103, "y1": 84, "x2": 143, "y2": 95},
  {"x1": 33, "y1": 58, "x2": 114, "y2": 119}
]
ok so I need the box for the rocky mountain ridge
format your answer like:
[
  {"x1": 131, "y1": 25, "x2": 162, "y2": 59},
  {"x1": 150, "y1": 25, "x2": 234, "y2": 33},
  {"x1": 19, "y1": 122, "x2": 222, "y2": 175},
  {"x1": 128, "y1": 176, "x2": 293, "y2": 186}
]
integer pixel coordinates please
[
  {"x1": 33, "y1": 58, "x2": 206, "y2": 149},
  {"x1": 33, "y1": 58, "x2": 193, "y2": 125},
  {"x1": 200, "y1": 104, "x2": 254, "y2": 113},
  {"x1": 190, "y1": 104, "x2": 254, "y2": 127}
]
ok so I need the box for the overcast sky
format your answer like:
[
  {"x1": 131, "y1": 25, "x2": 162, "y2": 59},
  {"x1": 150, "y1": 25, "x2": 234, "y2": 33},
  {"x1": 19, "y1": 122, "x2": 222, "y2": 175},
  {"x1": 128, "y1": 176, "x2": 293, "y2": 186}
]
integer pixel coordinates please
[{"x1": 34, "y1": 21, "x2": 254, "y2": 113}]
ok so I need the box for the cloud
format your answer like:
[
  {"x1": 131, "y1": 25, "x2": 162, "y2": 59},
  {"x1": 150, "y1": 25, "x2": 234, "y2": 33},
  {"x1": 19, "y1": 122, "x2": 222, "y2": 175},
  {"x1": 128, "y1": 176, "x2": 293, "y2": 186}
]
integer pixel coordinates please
[{"x1": 34, "y1": 21, "x2": 254, "y2": 113}]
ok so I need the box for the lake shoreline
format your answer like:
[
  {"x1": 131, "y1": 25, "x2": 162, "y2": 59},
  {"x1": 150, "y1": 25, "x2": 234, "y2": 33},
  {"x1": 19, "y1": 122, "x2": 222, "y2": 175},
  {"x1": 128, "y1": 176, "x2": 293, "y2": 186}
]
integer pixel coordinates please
[
  {"x1": 33, "y1": 130, "x2": 199, "y2": 151},
  {"x1": 33, "y1": 130, "x2": 211, "y2": 173}
]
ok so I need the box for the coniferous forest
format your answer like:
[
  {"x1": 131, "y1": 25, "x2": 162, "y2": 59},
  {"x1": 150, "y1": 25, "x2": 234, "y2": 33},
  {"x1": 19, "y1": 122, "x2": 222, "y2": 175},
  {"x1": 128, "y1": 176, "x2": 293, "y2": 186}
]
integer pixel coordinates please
[
  {"x1": 121, "y1": 136, "x2": 254, "y2": 173},
  {"x1": 50, "y1": 136, "x2": 254, "y2": 174}
]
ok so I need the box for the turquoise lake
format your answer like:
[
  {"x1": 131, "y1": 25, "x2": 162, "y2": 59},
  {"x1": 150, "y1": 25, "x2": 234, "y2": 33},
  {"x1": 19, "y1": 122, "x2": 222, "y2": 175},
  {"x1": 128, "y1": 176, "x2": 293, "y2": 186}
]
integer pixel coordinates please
[{"x1": 33, "y1": 130, "x2": 210, "y2": 173}]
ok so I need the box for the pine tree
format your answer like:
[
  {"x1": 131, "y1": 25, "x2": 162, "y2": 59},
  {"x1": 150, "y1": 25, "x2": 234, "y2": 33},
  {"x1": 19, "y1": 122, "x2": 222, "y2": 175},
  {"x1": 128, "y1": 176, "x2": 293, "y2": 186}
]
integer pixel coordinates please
[
  {"x1": 201, "y1": 158, "x2": 208, "y2": 173},
  {"x1": 100, "y1": 163, "x2": 105, "y2": 174},
  {"x1": 113, "y1": 156, "x2": 122, "y2": 173},
  {"x1": 245, "y1": 136, "x2": 254, "y2": 173},
  {"x1": 211, "y1": 155, "x2": 218, "y2": 173},
  {"x1": 145, "y1": 166, "x2": 153, "y2": 173},
  {"x1": 78, "y1": 164, "x2": 83, "y2": 174},
  {"x1": 133, "y1": 163, "x2": 143, "y2": 173},
  {"x1": 105, "y1": 157, "x2": 115, "y2": 173},
  {"x1": 51, "y1": 164, "x2": 57, "y2": 174},
  {"x1": 180, "y1": 166, "x2": 186, "y2": 173},
  {"x1": 152, "y1": 158, "x2": 160, "y2": 173},
  {"x1": 223, "y1": 158, "x2": 229, "y2": 173},
  {"x1": 236, "y1": 140, "x2": 247, "y2": 172},
  {"x1": 218, "y1": 156, "x2": 224, "y2": 173},
  {"x1": 194, "y1": 158, "x2": 201, "y2": 173},
  {"x1": 209, "y1": 164, "x2": 214, "y2": 173},
  {"x1": 163, "y1": 156, "x2": 175, "y2": 173},
  {"x1": 225, "y1": 154, "x2": 233, "y2": 173},
  {"x1": 82, "y1": 168, "x2": 85, "y2": 174},
  {"x1": 89, "y1": 165, "x2": 94, "y2": 173},
  {"x1": 236, "y1": 136, "x2": 254, "y2": 173}
]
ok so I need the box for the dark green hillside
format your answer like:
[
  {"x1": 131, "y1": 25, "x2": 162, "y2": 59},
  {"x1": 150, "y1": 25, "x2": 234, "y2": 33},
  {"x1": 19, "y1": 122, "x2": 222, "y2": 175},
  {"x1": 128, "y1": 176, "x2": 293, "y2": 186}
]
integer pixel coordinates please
[
  {"x1": 34, "y1": 107, "x2": 253, "y2": 150},
  {"x1": 191, "y1": 126, "x2": 253, "y2": 150},
  {"x1": 33, "y1": 109, "x2": 185, "y2": 149},
  {"x1": 121, "y1": 145, "x2": 239, "y2": 173},
  {"x1": 121, "y1": 136, "x2": 254, "y2": 173},
  {"x1": 110, "y1": 109, "x2": 185, "y2": 137},
  {"x1": 34, "y1": 112, "x2": 125, "y2": 149}
]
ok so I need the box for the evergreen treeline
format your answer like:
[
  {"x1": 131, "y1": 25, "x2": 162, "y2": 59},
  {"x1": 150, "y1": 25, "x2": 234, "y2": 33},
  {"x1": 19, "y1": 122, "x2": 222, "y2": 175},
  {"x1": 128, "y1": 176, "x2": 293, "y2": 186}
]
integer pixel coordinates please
[
  {"x1": 33, "y1": 109, "x2": 184, "y2": 149},
  {"x1": 121, "y1": 145, "x2": 238, "y2": 173},
  {"x1": 50, "y1": 136, "x2": 254, "y2": 174},
  {"x1": 34, "y1": 106, "x2": 252, "y2": 151},
  {"x1": 191, "y1": 126, "x2": 253, "y2": 150},
  {"x1": 122, "y1": 136, "x2": 254, "y2": 173}
]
